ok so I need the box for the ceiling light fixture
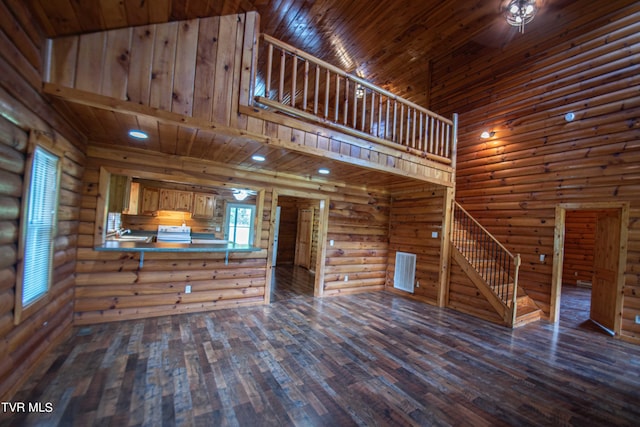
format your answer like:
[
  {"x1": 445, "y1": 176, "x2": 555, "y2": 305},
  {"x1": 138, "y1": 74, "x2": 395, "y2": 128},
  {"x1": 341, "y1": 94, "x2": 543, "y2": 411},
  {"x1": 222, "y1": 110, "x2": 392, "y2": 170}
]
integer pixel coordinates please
[
  {"x1": 480, "y1": 131, "x2": 496, "y2": 139},
  {"x1": 318, "y1": 168, "x2": 330, "y2": 175},
  {"x1": 128, "y1": 129, "x2": 148, "y2": 139},
  {"x1": 251, "y1": 154, "x2": 266, "y2": 162},
  {"x1": 505, "y1": 0, "x2": 537, "y2": 33},
  {"x1": 232, "y1": 189, "x2": 249, "y2": 201}
]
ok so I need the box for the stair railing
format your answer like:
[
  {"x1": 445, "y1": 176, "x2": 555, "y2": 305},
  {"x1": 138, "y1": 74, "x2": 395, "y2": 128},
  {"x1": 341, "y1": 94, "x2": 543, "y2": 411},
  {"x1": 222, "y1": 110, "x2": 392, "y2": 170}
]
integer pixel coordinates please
[{"x1": 452, "y1": 202, "x2": 520, "y2": 321}]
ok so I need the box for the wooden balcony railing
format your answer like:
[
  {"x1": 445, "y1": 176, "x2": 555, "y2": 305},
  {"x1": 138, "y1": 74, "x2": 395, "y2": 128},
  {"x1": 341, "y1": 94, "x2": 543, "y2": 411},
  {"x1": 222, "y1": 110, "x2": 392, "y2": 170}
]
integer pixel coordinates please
[{"x1": 254, "y1": 34, "x2": 457, "y2": 165}]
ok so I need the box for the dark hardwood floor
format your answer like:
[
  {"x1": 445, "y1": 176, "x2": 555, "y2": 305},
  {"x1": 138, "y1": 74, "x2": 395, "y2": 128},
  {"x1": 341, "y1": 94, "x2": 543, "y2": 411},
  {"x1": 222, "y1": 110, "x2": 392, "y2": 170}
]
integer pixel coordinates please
[
  {"x1": 2, "y1": 273, "x2": 639, "y2": 426},
  {"x1": 270, "y1": 265, "x2": 315, "y2": 302}
]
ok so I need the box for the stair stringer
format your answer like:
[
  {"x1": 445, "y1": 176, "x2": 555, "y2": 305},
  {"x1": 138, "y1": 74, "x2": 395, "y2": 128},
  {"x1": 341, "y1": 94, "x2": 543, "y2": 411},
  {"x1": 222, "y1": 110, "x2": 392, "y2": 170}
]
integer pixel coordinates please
[{"x1": 451, "y1": 247, "x2": 510, "y2": 325}]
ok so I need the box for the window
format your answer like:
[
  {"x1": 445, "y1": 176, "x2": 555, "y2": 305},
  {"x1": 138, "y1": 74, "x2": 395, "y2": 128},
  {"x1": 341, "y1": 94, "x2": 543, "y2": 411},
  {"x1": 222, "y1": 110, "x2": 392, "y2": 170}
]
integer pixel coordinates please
[
  {"x1": 225, "y1": 203, "x2": 255, "y2": 245},
  {"x1": 15, "y1": 144, "x2": 61, "y2": 323}
]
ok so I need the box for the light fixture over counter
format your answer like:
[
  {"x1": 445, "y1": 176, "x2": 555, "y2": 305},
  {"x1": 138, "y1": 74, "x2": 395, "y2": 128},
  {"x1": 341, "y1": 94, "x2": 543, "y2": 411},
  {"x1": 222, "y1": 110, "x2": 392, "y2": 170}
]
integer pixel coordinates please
[{"x1": 505, "y1": 0, "x2": 537, "y2": 33}]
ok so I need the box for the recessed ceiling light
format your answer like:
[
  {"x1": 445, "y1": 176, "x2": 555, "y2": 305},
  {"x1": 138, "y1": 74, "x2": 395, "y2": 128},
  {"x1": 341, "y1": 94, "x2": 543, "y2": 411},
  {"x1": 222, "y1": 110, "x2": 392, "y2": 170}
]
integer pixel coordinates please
[
  {"x1": 128, "y1": 130, "x2": 148, "y2": 139},
  {"x1": 318, "y1": 168, "x2": 330, "y2": 175},
  {"x1": 252, "y1": 154, "x2": 266, "y2": 162}
]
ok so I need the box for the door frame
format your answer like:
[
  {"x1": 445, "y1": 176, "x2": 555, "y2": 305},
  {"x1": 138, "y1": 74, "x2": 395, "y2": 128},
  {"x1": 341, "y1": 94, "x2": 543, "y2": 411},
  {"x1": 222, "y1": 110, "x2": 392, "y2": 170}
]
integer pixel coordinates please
[
  {"x1": 266, "y1": 189, "x2": 330, "y2": 302},
  {"x1": 550, "y1": 202, "x2": 629, "y2": 335}
]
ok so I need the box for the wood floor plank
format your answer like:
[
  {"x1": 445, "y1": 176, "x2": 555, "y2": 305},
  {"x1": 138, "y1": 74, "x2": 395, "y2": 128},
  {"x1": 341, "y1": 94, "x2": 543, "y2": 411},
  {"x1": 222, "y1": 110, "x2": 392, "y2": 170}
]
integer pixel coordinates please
[{"x1": 3, "y1": 271, "x2": 640, "y2": 426}]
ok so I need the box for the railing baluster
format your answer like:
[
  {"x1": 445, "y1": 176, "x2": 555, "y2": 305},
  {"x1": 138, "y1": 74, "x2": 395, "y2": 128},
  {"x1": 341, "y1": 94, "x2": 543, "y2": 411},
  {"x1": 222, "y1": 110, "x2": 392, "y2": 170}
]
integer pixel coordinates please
[
  {"x1": 376, "y1": 95, "x2": 384, "y2": 138},
  {"x1": 361, "y1": 89, "x2": 366, "y2": 131},
  {"x1": 278, "y1": 49, "x2": 285, "y2": 103},
  {"x1": 392, "y1": 101, "x2": 398, "y2": 143},
  {"x1": 324, "y1": 69, "x2": 330, "y2": 118},
  {"x1": 334, "y1": 74, "x2": 340, "y2": 122},
  {"x1": 343, "y1": 78, "x2": 349, "y2": 125},
  {"x1": 399, "y1": 104, "x2": 404, "y2": 145},
  {"x1": 291, "y1": 55, "x2": 297, "y2": 107},
  {"x1": 352, "y1": 79, "x2": 358, "y2": 128},
  {"x1": 302, "y1": 60, "x2": 309, "y2": 111},
  {"x1": 385, "y1": 99, "x2": 390, "y2": 140},
  {"x1": 419, "y1": 113, "x2": 424, "y2": 151},
  {"x1": 412, "y1": 109, "x2": 417, "y2": 149},
  {"x1": 266, "y1": 43, "x2": 273, "y2": 98},
  {"x1": 370, "y1": 91, "x2": 375, "y2": 134},
  {"x1": 313, "y1": 64, "x2": 319, "y2": 115}
]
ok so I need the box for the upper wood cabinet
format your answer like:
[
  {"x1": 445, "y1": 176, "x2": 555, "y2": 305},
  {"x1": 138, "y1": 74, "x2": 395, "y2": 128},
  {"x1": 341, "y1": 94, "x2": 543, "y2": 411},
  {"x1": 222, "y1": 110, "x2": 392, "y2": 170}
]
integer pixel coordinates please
[
  {"x1": 192, "y1": 193, "x2": 215, "y2": 219},
  {"x1": 108, "y1": 174, "x2": 131, "y2": 213},
  {"x1": 159, "y1": 189, "x2": 193, "y2": 212},
  {"x1": 140, "y1": 187, "x2": 160, "y2": 215}
]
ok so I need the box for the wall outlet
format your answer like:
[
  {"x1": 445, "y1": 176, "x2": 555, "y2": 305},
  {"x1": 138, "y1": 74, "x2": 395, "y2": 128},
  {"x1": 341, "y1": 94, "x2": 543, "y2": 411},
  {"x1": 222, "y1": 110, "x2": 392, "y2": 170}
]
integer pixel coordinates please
[
  {"x1": 431, "y1": 231, "x2": 438, "y2": 238},
  {"x1": 330, "y1": 239, "x2": 334, "y2": 246},
  {"x1": 185, "y1": 285, "x2": 192, "y2": 294},
  {"x1": 539, "y1": 254, "x2": 546, "y2": 262},
  {"x1": 416, "y1": 280, "x2": 420, "y2": 288},
  {"x1": 344, "y1": 275, "x2": 348, "y2": 282},
  {"x1": 636, "y1": 315, "x2": 640, "y2": 324}
]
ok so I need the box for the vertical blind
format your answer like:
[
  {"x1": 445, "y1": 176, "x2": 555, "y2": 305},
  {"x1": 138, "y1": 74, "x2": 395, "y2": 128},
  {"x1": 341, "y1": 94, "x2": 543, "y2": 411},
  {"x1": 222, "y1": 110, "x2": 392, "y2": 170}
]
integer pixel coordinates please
[{"x1": 22, "y1": 146, "x2": 59, "y2": 306}]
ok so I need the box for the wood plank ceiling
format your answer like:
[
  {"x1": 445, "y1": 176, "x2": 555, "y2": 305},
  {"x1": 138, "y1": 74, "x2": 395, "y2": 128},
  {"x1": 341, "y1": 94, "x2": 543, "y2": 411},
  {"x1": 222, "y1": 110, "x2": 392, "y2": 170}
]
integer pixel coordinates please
[{"x1": 27, "y1": 0, "x2": 603, "y2": 189}]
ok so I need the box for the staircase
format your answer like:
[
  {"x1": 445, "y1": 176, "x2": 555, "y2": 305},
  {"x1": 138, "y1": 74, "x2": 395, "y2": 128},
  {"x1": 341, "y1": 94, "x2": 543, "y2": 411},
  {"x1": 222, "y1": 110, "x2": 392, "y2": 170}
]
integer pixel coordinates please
[{"x1": 452, "y1": 202, "x2": 542, "y2": 327}]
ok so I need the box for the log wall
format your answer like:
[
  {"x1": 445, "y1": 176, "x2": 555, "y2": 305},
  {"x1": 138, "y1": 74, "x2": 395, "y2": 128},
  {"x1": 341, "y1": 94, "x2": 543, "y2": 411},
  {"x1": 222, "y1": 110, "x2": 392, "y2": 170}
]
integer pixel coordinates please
[
  {"x1": 386, "y1": 189, "x2": 446, "y2": 304},
  {"x1": 563, "y1": 210, "x2": 597, "y2": 286},
  {"x1": 323, "y1": 195, "x2": 389, "y2": 295},
  {"x1": 0, "y1": 0, "x2": 86, "y2": 400},
  {"x1": 76, "y1": 145, "x2": 391, "y2": 320},
  {"x1": 75, "y1": 157, "x2": 270, "y2": 324},
  {"x1": 431, "y1": 2, "x2": 640, "y2": 342},
  {"x1": 45, "y1": 12, "x2": 454, "y2": 187}
]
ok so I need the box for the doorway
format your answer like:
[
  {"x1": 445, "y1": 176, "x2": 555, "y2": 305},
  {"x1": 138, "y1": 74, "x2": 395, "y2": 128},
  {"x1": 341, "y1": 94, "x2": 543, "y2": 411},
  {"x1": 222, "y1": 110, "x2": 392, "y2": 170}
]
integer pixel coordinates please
[
  {"x1": 551, "y1": 203, "x2": 629, "y2": 336},
  {"x1": 268, "y1": 191, "x2": 329, "y2": 302}
]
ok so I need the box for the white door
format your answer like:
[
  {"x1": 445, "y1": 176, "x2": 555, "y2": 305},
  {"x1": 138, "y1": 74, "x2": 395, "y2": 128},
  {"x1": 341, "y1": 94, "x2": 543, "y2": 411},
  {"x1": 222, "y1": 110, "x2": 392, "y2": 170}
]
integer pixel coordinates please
[{"x1": 272, "y1": 206, "x2": 281, "y2": 267}]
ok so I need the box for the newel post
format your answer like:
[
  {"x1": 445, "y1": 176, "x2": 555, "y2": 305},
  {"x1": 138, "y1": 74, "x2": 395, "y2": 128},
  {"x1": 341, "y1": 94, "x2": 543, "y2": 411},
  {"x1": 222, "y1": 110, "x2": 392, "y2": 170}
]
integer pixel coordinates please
[{"x1": 510, "y1": 253, "x2": 521, "y2": 327}]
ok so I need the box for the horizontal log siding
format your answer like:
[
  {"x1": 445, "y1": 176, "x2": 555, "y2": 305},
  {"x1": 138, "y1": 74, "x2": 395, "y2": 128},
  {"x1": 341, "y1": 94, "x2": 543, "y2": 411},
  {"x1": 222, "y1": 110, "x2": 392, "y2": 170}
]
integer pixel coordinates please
[
  {"x1": 75, "y1": 158, "x2": 271, "y2": 324},
  {"x1": 45, "y1": 13, "x2": 454, "y2": 187},
  {"x1": 431, "y1": 2, "x2": 640, "y2": 340},
  {"x1": 0, "y1": 0, "x2": 86, "y2": 400},
  {"x1": 323, "y1": 197, "x2": 390, "y2": 295},
  {"x1": 563, "y1": 210, "x2": 597, "y2": 286},
  {"x1": 386, "y1": 190, "x2": 445, "y2": 304}
]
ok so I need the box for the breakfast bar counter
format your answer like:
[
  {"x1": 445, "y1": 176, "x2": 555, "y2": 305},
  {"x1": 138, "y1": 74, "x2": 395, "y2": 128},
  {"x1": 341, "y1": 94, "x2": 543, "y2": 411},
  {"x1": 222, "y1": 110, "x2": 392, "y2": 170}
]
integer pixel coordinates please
[{"x1": 94, "y1": 241, "x2": 261, "y2": 267}]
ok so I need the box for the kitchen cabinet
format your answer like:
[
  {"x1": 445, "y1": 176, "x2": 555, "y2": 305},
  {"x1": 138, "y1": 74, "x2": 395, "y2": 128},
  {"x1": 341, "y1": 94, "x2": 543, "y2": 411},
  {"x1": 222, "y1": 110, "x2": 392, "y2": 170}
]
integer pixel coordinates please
[
  {"x1": 108, "y1": 174, "x2": 131, "y2": 213},
  {"x1": 141, "y1": 187, "x2": 160, "y2": 215},
  {"x1": 159, "y1": 189, "x2": 193, "y2": 212},
  {"x1": 192, "y1": 193, "x2": 215, "y2": 219}
]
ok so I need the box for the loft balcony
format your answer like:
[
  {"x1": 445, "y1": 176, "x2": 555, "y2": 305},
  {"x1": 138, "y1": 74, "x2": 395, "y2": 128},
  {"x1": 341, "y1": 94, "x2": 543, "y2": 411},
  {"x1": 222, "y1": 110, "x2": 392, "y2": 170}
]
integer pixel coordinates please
[{"x1": 43, "y1": 11, "x2": 457, "y2": 191}]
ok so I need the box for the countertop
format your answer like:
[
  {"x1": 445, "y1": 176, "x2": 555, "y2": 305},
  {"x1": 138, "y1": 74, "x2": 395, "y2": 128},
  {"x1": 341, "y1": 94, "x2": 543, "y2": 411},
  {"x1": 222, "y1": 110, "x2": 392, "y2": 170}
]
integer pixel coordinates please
[{"x1": 95, "y1": 240, "x2": 260, "y2": 253}]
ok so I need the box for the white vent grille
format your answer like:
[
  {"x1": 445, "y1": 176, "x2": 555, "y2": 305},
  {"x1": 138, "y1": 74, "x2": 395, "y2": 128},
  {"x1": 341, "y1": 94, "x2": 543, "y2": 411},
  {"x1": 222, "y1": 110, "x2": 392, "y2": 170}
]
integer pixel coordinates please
[{"x1": 393, "y1": 251, "x2": 416, "y2": 293}]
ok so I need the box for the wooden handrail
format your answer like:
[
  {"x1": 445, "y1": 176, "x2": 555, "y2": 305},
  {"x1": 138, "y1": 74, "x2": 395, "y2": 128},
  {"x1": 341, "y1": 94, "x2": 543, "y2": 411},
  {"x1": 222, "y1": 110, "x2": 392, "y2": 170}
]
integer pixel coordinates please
[{"x1": 454, "y1": 202, "x2": 515, "y2": 259}]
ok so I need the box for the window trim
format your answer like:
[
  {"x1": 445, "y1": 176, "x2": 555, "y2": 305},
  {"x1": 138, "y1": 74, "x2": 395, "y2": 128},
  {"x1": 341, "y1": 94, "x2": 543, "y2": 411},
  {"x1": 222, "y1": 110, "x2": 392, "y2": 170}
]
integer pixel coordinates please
[
  {"x1": 15, "y1": 134, "x2": 62, "y2": 325},
  {"x1": 224, "y1": 202, "x2": 256, "y2": 245}
]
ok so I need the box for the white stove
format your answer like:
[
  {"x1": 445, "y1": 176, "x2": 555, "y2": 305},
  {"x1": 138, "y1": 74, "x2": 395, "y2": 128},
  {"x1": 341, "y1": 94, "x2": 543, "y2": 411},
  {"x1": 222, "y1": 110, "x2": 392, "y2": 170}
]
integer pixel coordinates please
[{"x1": 156, "y1": 225, "x2": 191, "y2": 243}]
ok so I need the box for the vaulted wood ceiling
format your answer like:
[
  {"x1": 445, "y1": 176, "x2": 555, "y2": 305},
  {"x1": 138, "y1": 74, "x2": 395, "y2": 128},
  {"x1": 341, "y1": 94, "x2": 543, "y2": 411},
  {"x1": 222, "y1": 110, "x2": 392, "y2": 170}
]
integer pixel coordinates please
[
  {"x1": 30, "y1": 0, "x2": 593, "y2": 111},
  {"x1": 26, "y1": 0, "x2": 636, "y2": 191}
]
